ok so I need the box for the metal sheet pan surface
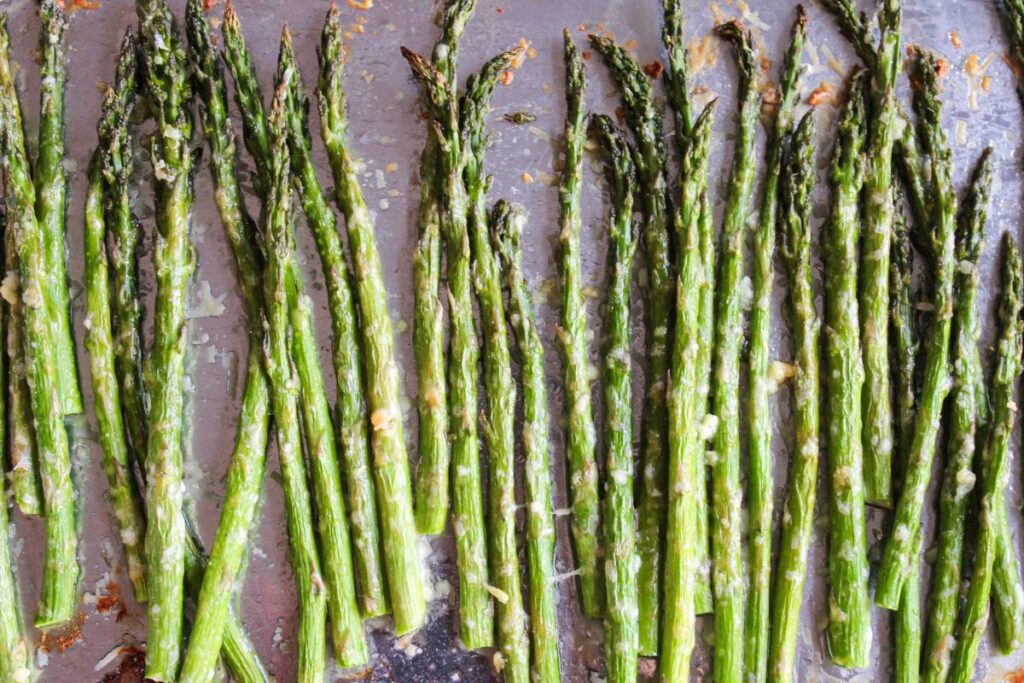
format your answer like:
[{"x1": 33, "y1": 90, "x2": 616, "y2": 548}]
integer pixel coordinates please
[{"x1": 3, "y1": 0, "x2": 1024, "y2": 681}]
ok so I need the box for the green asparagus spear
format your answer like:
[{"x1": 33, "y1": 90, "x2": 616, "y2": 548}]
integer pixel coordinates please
[
  {"x1": 0, "y1": 199, "x2": 30, "y2": 683},
  {"x1": 98, "y1": 28, "x2": 148, "y2": 467},
  {"x1": 401, "y1": 45, "x2": 493, "y2": 650},
  {"x1": 264, "y1": 84, "x2": 328, "y2": 683},
  {"x1": 947, "y1": 234, "x2": 1023, "y2": 683},
  {"x1": 692, "y1": 133, "x2": 716, "y2": 617},
  {"x1": 0, "y1": 12, "x2": 78, "y2": 630},
  {"x1": 36, "y1": 0, "x2": 81, "y2": 416},
  {"x1": 463, "y1": 47, "x2": 529, "y2": 682},
  {"x1": 707, "y1": 21, "x2": 758, "y2": 682},
  {"x1": 822, "y1": 0, "x2": 901, "y2": 507},
  {"x1": 178, "y1": 2, "x2": 274, "y2": 678},
  {"x1": 222, "y1": 0, "x2": 271, "y2": 195},
  {"x1": 588, "y1": 113, "x2": 639, "y2": 683},
  {"x1": 745, "y1": 11, "x2": 806, "y2": 680},
  {"x1": 589, "y1": 35, "x2": 668, "y2": 646},
  {"x1": 551, "y1": 30, "x2": 604, "y2": 619},
  {"x1": 771, "y1": 111, "x2": 825, "y2": 682},
  {"x1": 83, "y1": 153, "x2": 148, "y2": 604},
  {"x1": 319, "y1": 8, "x2": 426, "y2": 635},
  {"x1": 279, "y1": 27, "x2": 388, "y2": 626},
  {"x1": 661, "y1": 0, "x2": 693, "y2": 146},
  {"x1": 4, "y1": 204, "x2": 41, "y2": 517},
  {"x1": 0, "y1": 440, "x2": 29, "y2": 681},
  {"x1": 891, "y1": 182, "x2": 921, "y2": 683},
  {"x1": 921, "y1": 147, "x2": 992, "y2": 683},
  {"x1": 991, "y1": 489, "x2": 1024, "y2": 654},
  {"x1": 135, "y1": 0, "x2": 195, "y2": 671},
  {"x1": 412, "y1": 0, "x2": 475, "y2": 537},
  {"x1": 876, "y1": 47, "x2": 958, "y2": 610},
  {"x1": 662, "y1": 101, "x2": 715, "y2": 683},
  {"x1": 660, "y1": 0, "x2": 713, "y2": 617},
  {"x1": 491, "y1": 200, "x2": 561, "y2": 683},
  {"x1": 819, "y1": 77, "x2": 874, "y2": 660}
]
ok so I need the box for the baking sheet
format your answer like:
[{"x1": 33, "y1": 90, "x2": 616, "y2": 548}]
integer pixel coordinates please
[{"x1": 3, "y1": 0, "x2": 1024, "y2": 680}]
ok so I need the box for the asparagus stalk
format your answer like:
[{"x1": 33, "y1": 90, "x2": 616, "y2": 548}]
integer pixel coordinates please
[
  {"x1": 462, "y1": 48, "x2": 529, "y2": 682},
  {"x1": 661, "y1": 0, "x2": 693, "y2": 146},
  {"x1": 660, "y1": 0, "x2": 713, "y2": 616},
  {"x1": 401, "y1": 45, "x2": 493, "y2": 649},
  {"x1": 178, "y1": 2, "x2": 274, "y2": 678},
  {"x1": 822, "y1": 0, "x2": 901, "y2": 507},
  {"x1": 319, "y1": 7, "x2": 426, "y2": 635},
  {"x1": 222, "y1": 0, "x2": 271, "y2": 195},
  {"x1": 745, "y1": 11, "x2": 806, "y2": 680},
  {"x1": 0, "y1": 12, "x2": 78, "y2": 629},
  {"x1": 921, "y1": 147, "x2": 992, "y2": 683},
  {"x1": 98, "y1": 28, "x2": 148, "y2": 466},
  {"x1": 588, "y1": 113, "x2": 639, "y2": 683},
  {"x1": 692, "y1": 138, "x2": 716, "y2": 616},
  {"x1": 83, "y1": 153, "x2": 148, "y2": 604},
  {"x1": 4, "y1": 203, "x2": 41, "y2": 518},
  {"x1": 413, "y1": 0, "x2": 475, "y2": 536},
  {"x1": 891, "y1": 182, "x2": 921, "y2": 683},
  {"x1": 947, "y1": 234, "x2": 1023, "y2": 683},
  {"x1": 876, "y1": 47, "x2": 958, "y2": 610},
  {"x1": 135, "y1": 0, "x2": 196, "y2": 671},
  {"x1": 0, "y1": 200, "x2": 30, "y2": 683},
  {"x1": 589, "y1": 35, "x2": 668, "y2": 645},
  {"x1": 662, "y1": 101, "x2": 715, "y2": 683},
  {"x1": 770, "y1": 111, "x2": 825, "y2": 682},
  {"x1": 36, "y1": 0, "x2": 81, "y2": 416},
  {"x1": 263, "y1": 84, "x2": 328, "y2": 683},
  {"x1": 552, "y1": 30, "x2": 603, "y2": 618},
  {"x1": 818, "y1": 75, "x2": 872, "y2": 660},
  {"x1": 279, "y1": 28, "x2": 388, "y2": 626},
  {"x1": 706, "y1": 22, "x2": 758, "y2": 682},
  {"x1": 491, "y1": 200, "x2": 561, "y2": 683}
]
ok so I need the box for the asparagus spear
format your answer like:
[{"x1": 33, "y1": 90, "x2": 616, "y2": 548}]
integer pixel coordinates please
[
  {"x1": 706, "y1": 22, "x2": 758, "y2": 682},
  {"x1": 876, "y1": 47, "x2": 958, "y2": 610},
  {"x1": 413, "y1": 0, "x2": 475, "y2": 537},
  {"x1": 692, "y1": 131, "x2": 716, "y2": 616},
  {"x1": 36, "y1": 0, "x2": 81, "y2": 416},
  {"x1": 660, "y1": 0, "x2": 713, "y2": 617},
  {"x1": 462, "y1": 48, "x2": 529, "y2": 682},
  {"x1": 319, "y1": 8, "x2": 426, "y2": 635},
  {"x1": 555, "y1": 29, "x2": 603, "y2": 619},
  {"x1": 589, "y1": 35, "x2": 668, "y2": 645},
  {"x1": 98, "y1": 28, "x2": 148, "y2": 467},
  {"x1": 662, "y1": 101, "x2": 715, "y2": 683},
  {"x1": 0, "y1": 510, "x2": 28, "y2": 683},
  {"x1": 921, "y1": 147, "x2": 992, "y2": 683},
  {"x1": 588, "y1": 113, "x2": 639, "y2": 683},
  {"x1": 279, "y1": 28, "x2": 388, "y2": 626},
  {"x1": 770, "y1": 110, "x2": 825, "y2": 682},
  {"x1": 83, "y1": 153, "x2": 148, "y2": 604},
  {"x1": 222, "y1": 1, "x2": 271, "y2": 195},
  {"x1": 947, "y1": 235, "x2": 1023, "y2": 683},
  {"x1": 402, "y1": 44, "x2": 493, "y2": 650},
  {"x1": 891, "y1": 183, "x2": 921, "y2": 683},
  {"x1": 264, "y1": 84, "x2": 328, "y2": 683},
  {"x1": 818, "y1": 70, "x2": 871, "y2": 662},
  {"x1": 135, "y1": 0, "x2": 196, "y2": 671},
  {"x1": 0, "y1": 12, "x2": 78, "y2": 630},
  {"x1": 4, "y1": 204, "x2": 41, "y2": 518},
  {"x1": 178, "y1": 2, "x2": 274, "y2": 677},
  {"x1": 822, "y1": 0, "x2": 902, "y2": 509},
  {"x1": 661, "y1": 0, "x2": 693, "y2": 146},
  {"x1": 0, "y1": 199, "x2": 30, "y2": 683},
  {"x1": 745, "y1": 11, "x2": 806, "y2": 680},
  {"x1": 491, "y1": 200, "x2": 561, "y2": 683}
]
